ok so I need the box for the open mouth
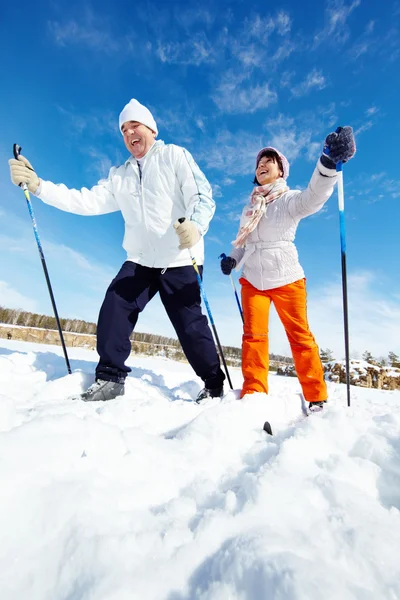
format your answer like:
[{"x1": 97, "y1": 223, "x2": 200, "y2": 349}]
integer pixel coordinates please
[{"x1": 130, "y1": 138, "x2": 140, "y2": 146}]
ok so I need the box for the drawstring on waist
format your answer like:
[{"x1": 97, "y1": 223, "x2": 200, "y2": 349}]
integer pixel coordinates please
[{"x1": 236, "y1": 240, "x2": 294, "y2": 270}]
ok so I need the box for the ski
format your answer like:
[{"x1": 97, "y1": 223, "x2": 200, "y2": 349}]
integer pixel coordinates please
[
  {"x1": 263, "y1": 421, "x2": 273, "y2": 435},
  {"x1": 263, "y1": 396, "x2": 326, "y2": 436}
]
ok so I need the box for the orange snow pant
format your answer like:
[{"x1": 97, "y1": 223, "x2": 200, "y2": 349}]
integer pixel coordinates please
[{"x1": 240, "y1": 278, "x2": 327, "y2": 401}]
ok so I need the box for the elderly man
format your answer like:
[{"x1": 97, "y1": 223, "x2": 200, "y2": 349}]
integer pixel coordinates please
[{"x1": 9, "y1": 98, "x2": 225, "y2": 402}]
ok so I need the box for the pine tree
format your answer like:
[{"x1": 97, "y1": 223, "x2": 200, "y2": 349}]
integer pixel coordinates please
[
  {"x1": 388, "y1": 351, "x2": 400, "y2": 368},
  {"x1": 320, "y1": 348, "x2": 334, "y2": 362},
  {"x1": 362, "y1": 350, "x2": 374, "y2": 363}
]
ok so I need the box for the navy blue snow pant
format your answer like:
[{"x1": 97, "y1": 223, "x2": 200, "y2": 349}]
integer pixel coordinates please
[{"x1": 95, "y1": 261, "x2": 225, "y2": 390}]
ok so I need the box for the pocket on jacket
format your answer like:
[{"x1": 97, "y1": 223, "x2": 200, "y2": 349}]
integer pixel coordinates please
[{"x1": 259, "y1": 248, "x2": 280, "y2": 280}]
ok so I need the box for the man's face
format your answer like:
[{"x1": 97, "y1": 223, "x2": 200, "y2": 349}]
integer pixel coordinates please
[{"x1": 121, "y1": 121, "x2": 156, "y2": 159}]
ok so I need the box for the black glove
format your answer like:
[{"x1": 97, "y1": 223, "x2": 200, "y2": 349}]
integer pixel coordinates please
[
  {"x1": 321, "y1": 126, "x2": 356, "y2": 169},
  {"x1": 220, "y1": 255, "x2": 236, "y2": 275}
]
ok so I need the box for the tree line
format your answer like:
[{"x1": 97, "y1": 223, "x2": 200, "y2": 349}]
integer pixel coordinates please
[
  {"x1": 0, "y1": 306, "x2": 292, "y2": 364},
  {"x1": 320, "y1": 348, "x2": 400, "y2": 368}
]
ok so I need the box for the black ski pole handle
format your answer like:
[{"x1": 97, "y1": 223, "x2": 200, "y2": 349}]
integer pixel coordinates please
[
  {"x1": 178, "y1": 217, "x2": 186, "y2": 224},
  {"x1": 12, "y1": 143, "x2": 34, "y2": 180},
  {"x1": 13, "y1": 143, "x2": 22, "y2": 160},
  {"x1": 13, "y1": 144, "x2": 25, "y2": 189}
]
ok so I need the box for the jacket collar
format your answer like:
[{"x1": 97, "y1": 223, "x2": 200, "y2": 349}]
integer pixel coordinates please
[{"x1": 124, "y1": 139, "x2": 164, "y2": 166}]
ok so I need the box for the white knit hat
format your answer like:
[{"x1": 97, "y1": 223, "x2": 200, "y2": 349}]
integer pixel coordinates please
[
  {"x1": 119, "y1": 99, "x2": 158, "y2": 135},
  {"x1": 256, "y1": 147, "x2": 290, "y2": 180}
]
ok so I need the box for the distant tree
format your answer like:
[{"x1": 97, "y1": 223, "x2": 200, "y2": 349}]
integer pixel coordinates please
[
  {"x1": 16, "y1": 311, "x2": 25, "y2": 326},
  {"x1": 320, "y1": 348, "x2": 334, "y2": 362},
  {"x1": 362, "y1": 351, "x2": 374, "y2": 363},
  {"x1": 388, "y1": 351, "x2": 400, "y2": 368}
]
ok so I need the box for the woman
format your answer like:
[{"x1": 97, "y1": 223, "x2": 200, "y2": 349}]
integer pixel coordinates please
[{"x1": 220, "y1": 127, "x2": 355, "y2": 410}]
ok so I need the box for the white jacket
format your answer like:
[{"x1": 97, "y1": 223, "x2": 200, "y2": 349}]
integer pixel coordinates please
[
  {"x1": 230, "y1": 159, "x2": 338, "y2": 291},
  {"x1": 36, "y1": 140, "x2": 215, "y2": 268}
]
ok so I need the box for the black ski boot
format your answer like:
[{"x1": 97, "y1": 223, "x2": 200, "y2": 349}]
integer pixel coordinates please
[
  {"x1": 195, "y1": 385, "x2": 224, "y2": 404},
  {"x1": 308, "y1": 400, "x2": 326, "y2": 412},
  {"x1": 81, "y1": 379, "x2": 125, "y2": 402}
]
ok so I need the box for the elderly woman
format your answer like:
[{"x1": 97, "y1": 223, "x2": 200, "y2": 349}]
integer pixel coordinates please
[{"x1": 220, "y1": 127, "x2": 355, "y2": 410}]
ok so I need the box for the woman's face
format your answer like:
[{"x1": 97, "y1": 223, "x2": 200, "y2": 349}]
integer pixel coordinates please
[{"x1": 255, "y1": 155, "x2": 283, "y2": 185}]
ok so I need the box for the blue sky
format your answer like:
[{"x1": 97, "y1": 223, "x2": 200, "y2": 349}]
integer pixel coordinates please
[{"x1": 1, "y1": 0, "x2": 400, "y2": 359}]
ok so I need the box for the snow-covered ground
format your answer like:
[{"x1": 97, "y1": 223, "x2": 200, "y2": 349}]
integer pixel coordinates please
[{"x1": 0, "y1": 339, "x2": 399, "y2": 600}]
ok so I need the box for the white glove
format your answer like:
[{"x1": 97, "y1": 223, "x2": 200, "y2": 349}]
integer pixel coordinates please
[
  {"x1": 8, "y1": 155, "x2": 40, "y2": 194},
  {"x1": 174, "y1": 219, "x2": 201, "y2": 250}
]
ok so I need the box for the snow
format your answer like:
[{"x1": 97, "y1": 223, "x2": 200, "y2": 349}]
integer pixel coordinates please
[{"x1": 0, "y1": 339, "x2": 399, "y2": 600}]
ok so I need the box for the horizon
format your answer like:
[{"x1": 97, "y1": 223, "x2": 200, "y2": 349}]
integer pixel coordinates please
[{"x1": 1, "y1": 308, "x2": 399, "y2": 365}]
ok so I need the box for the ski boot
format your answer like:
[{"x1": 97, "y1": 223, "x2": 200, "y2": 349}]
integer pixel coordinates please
[
  {"x1": 81, "y1": 379, "x2": 125, "y2": 402},
  {"x1": 308, "y1": 400, "x2": 326, "y2": 412},
  {"x1": 195, "y1": 385, "x2": 224, "y2": 404}
]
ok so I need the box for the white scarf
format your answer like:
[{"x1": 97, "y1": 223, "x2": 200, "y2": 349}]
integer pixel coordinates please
[{"x1": 232, "y1": 179, "x2": 289, "y2": 248}]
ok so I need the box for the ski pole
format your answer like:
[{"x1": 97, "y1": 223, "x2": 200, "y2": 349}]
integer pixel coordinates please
[
  {"x1": 178, "y1": 218, "x2": 233, "y2": 390},
  {"x1": 336, "y1": 160, "x2": 351, "y2": 407},
  {"x1": 219, "y1": 253, "x2": 244, "y2": 323},
  {"x1": 326, "y1": 129, "x2": 351, "y2": 407},
  {"x1": 13, "y1": 144, "x2": 72, "y2": 375}
]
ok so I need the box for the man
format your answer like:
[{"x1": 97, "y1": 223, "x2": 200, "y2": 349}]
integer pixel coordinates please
[{"x1": 9, "y1": 98, "x2": 225, "y2": 402}]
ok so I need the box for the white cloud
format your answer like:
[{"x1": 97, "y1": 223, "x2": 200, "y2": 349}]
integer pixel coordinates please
[
  {"x1": 280, "y1": 71, "x2": 294, "y2": 88},
  {"x1": 212, "y1": 184, "x2": 223, "y2": 198},
  {"x1": 0, "y1": 281, "x2": 37, "y2": 312},
  {"x1": 199, "y1": 130, "x2": 263, "y2": 175},
  {"x1": 291, "y1": 69, "x2": 327, "y2": 97},
  {"x1": 306, "y1": 142, "x2": 322, "y2": 162},
  {"x1": 272, "y1": 41, "x2": 296, "y2": 62},
  {"x1": 243, "y1": 14, "x2": 276, "y2": 42},
  {"x1": 268, "y1": 129, "x2": 312, "y2": 162},
  {"x1": 354, "y1": 121, "x2": 373, "y2": 136},
  {"x1": 174, "y1": 7, "x2": 215, "y2": 31},
  {"x1": 230, "y1": 43, "x2": 264, "y2": 67},
  {"x1": 48, "y1": 10, "x2": 132, "y2": 55},
  {"x1": 350, "y1": 41, "x2": 370, "y2": 60},
  {"x1": 365, "y1": 20, "x2": 375, "y2": 34},
  {"x1": 86, "y1": 148, "x2": 113, "y2": 180},
  {"x1": 0, "y1": 210, "x2": 116, "y2": 320},
  {"x1": 229, "y1": 12, "x2": 296, "y2": 67},
  {"x1": 266, "y1": 114, "x2": 295, "y2": 129},
  {"x1": 212, "y1": 72, "x2": 277, "y2": 114},
  {"x1": 157, "y1": 35, "x2": 215, "y2": 66},
  {"x1": 57, "y1": 106, "x2": 119, "y2": 139},
  {"x1": 314, "y1": 0, "x2": 361, "y2": 46},
  {"x1": 307, "y1": 271, "x2": 400, "y2": 358},
  {"x1": 195, "y1": 117, "x2": 207, "y2": 133},
  {"x1": 370, "y1": 172, "x2": 386, "y2": 181},
  {"x1": 264, "y1": 115, "x2": 315, "y2": 162},
  {"x1": 276, "y1": 11, "x2": 292, "y2": 36},
  {"x1": 150, "y1": 106, "x2": 200, "y2": 144}
]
